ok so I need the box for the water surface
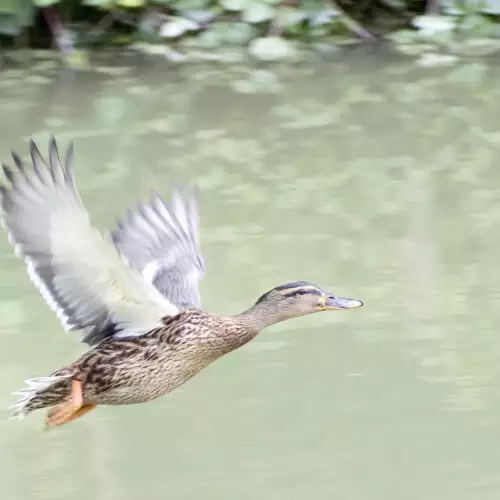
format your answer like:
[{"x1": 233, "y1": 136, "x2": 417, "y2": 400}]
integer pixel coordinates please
[{"x1": 1, "y1": 50, "x2": 500, "y2": 500}]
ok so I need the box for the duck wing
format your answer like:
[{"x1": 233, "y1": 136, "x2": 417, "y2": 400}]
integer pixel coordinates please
[
  {"x1": 0, "y1": 138, "x2": 180, "y2": 347},
  {"x1": 111, "y1": 185, "x2": 204, "y2": 310}
]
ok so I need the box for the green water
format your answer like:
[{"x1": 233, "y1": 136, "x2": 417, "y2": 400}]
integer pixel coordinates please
[{"x1": 1, "y1": 50, "x2": 500, "y2": 500}]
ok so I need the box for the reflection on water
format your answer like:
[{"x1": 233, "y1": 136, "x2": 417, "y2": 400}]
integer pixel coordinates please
[{"x1": 1, "y1": 50, "x2": 500, "y2": 500}]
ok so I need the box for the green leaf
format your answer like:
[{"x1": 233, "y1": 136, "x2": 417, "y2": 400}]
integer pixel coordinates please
[
  {"x1": 243, "y1": 2, "x2": 274, "y2": 23},
  {"x1": 299, "y1": 0, "x2": 325, "y2": 13},
  {"x1": 248, "y1": 36, "x2": 296, "y2": 61},
  {"x1": 17, "y1": 0, "x2": 34, "y2": 25},
  {"x1": 33, "y1": 0, "x2": 60, "y2": 7},
  {"x1": 200, "y1": 21, "x2": 256, "y2": 46},
  {"x1": 0, "y1": 13, "x2": 22, "y2": 35},
  {"x1": 442, "y1": 0, "x2": 500, "y2": 15},
  {"x1": 309, "y1": 8, "x2": 337, "y2": 27},
  {"x1": 117, "y1": 0, "x2": 145, "y2": 8},
  {"x1": 222, "y1": 21, "x2": 256, "y2": 44},
  {"x1": 82, "y1": 0, "x2": 112, "y2": 7},
  {"x1": 196, "y1": 28, "x2": 221, "y2": 48},
  {"x1": 276, "y1": 6, "x2": 307, "y2": 27},
  {"x1": 0, "y1": 0, "x2": 11, "y2": 15},
  {"x1": 175, "y1": 0, "x2": 210, "y2": 8},
  {"x1": 160, "y1": 16, "x2": 198, "y2": 38},
  {"x1": 0, "y1": 0, "x2": 34, "y2": 33},
  {"x1": 182, "y1": 9, "x2": 216, "y2": 24},
  {"x1": 412, "y1": 15, "x2": 455, "y2": 35},
  {"x1": 0, "y1": 0, "x2": 30, "y2": 19},
  {"x1": 221, "y1": 0, "x2": 245, "y2": 11}
]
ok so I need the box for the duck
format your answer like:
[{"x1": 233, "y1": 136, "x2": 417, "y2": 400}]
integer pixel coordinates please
[{"x1": 0, "y1": 138, "x2": 363, "y2": 430}]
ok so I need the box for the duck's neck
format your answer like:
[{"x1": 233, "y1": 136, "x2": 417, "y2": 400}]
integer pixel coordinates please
[{"x1": 234, "y1": 303, "x2": 289, "y2": 332}]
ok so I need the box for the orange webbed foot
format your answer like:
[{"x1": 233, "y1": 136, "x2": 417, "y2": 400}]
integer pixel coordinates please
[{"x1": 45, "y1": 380, "x2": 96, "y2": 430}]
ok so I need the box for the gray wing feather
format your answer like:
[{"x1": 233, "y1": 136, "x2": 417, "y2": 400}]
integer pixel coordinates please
[
  {"x1": 111, "y1": 187, "x2": 204, "y2": 310},
  {"x1": 0, "y1": 138, "x2": 179, "y2": 346}
]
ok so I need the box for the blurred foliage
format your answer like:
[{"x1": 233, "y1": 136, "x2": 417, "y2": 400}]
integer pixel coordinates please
[
  {"x1": 2, "y1": 0, "x2": 500, "y2": 61},
  {"x1": 0, "y1": 0, "x2": 35, "y2": 36}
]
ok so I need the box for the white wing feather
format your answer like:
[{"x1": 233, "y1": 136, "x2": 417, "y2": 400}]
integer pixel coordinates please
[
  {"x1": 112, "y1": 186, "x2": 204, "y2": 310},
  {"x1": 0, "y1": 138, "x2": 179, "y2": 346}
]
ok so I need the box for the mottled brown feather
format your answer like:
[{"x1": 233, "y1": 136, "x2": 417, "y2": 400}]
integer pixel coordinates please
[{"x1": 19, "y1": 310, "x2": 258, "y2": 414}]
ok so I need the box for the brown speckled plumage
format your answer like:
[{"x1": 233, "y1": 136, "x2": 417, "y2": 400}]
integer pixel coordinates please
[
  {"x1": 23, "y1": 310, "x2": 259, "y2": 414},
  {"x1": 1, "y1": 138, "x2": 362, "y2": 427}
]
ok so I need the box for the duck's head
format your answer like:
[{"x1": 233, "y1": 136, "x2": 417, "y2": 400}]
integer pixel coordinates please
[{"x1": 239, "y1": 280, "x2": 363, "y2": 330}]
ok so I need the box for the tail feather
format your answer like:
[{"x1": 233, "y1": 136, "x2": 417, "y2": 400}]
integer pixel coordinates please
[{"x1": 9, "y1": 374, "x2": 72, "y2": 420}]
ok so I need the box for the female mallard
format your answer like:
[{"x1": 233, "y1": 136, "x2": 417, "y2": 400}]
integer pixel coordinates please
[{"x1": 1, "y1": 138, "x2": 362, "y2": 429}]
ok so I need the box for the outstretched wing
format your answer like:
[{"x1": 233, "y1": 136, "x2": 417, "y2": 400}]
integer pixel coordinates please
[
  {"x1": 0, "y1": 138, "x2": 180, "y2": 347},
  {"x1": 111, "y1": 186, "x2": 204, "y2": 310}
]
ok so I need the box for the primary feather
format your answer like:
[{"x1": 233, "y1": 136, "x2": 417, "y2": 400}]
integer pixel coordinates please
[
  {"x1": 0, "y1": 138, "x2": 179, "y2": 347},
  {"x1": 111, "y1": 186, "x2": 204, "y2": 310}
]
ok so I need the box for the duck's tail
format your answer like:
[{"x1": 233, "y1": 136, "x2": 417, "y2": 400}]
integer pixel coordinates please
[{"x1": 9, "y1": 374, "x2": 73, "y2": 420}]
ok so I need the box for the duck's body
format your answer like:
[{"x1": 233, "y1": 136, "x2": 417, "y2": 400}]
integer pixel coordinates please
[
  {"x1": 1, "y1": 138, "x2": 362, "y2": 429},
  {"x1": 27, "y1": 310, "x2": 258, "y2": 413}
]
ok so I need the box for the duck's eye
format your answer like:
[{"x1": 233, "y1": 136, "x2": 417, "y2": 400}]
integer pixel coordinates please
[{"x1": 296, "y1": 289, "x2": 307, "y2": 295}]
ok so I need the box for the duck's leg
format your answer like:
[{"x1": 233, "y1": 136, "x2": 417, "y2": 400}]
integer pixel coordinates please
[{"x1": 45, "y1": 380, "x2": 95, "y2": 429}]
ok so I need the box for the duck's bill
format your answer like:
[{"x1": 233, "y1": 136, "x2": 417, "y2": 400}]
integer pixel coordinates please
[{"x1": 321, "y1": 296, "x2": 363, "y2": 310}]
